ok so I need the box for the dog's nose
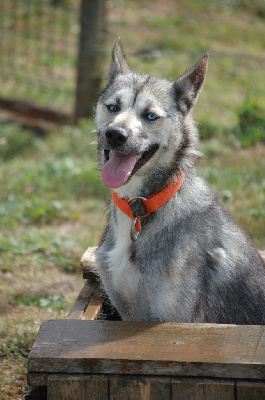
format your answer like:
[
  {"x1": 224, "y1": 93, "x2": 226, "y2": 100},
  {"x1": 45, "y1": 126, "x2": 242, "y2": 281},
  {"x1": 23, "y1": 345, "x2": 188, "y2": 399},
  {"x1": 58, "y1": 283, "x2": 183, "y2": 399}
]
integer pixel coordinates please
[{"x1": 105, "y1": 128, "x2": 128, "y2": 148}]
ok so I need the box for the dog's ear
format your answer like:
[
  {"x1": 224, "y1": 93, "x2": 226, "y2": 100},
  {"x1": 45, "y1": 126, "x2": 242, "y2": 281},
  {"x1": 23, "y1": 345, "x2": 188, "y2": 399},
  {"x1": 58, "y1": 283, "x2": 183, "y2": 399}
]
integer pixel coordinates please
[
  {"x1": 173, "y1": 53, "x2": 209, "y2": 114},
  {"x1": 108, "y1": 38, "x2": 131, "y2": 81}
]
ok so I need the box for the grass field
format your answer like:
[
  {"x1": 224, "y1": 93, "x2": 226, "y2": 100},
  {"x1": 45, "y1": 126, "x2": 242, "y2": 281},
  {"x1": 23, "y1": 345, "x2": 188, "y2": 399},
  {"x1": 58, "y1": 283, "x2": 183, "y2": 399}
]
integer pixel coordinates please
[{"x1": 0, "y1": 0, "x2": 265, "y2": 398}]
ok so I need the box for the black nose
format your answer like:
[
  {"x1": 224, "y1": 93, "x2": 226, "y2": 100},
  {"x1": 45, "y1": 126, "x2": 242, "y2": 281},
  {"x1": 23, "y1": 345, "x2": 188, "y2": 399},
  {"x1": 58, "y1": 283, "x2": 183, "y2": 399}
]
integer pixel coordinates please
[{"x1": 105, "y1": 128, "x2": 128, "y2": 148}]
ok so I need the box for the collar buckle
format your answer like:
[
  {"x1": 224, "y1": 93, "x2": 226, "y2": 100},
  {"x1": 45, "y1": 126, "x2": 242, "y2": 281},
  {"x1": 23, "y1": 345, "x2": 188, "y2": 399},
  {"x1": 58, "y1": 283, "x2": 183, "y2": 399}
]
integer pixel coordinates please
[
  {"x1": 128, "y1": 196, "x2": 149, "y2": 218},
  {"x1": 112, "y1": 171, "x2": 186, "y2": 243},
  {"x1": 128, "y1": 197, "x2": 148, "y2": 242}
]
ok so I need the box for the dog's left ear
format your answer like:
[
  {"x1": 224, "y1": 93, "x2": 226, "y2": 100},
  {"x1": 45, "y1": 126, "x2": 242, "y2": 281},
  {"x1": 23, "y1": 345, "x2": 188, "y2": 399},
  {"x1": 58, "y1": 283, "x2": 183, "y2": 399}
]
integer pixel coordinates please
[
  {"x1": 108, "y1": 38, "x2": 131, "y2": 81},
  {"x1": 173, "y1": 53, "x2": 209, "y2": 114}
]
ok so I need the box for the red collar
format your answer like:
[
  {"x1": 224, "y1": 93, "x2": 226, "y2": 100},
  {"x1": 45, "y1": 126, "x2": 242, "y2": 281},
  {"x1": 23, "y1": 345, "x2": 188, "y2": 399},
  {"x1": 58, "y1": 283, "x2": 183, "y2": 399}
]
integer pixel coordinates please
[{"x1": 112, "y1": 171, "x2": 185, "y2": 241}]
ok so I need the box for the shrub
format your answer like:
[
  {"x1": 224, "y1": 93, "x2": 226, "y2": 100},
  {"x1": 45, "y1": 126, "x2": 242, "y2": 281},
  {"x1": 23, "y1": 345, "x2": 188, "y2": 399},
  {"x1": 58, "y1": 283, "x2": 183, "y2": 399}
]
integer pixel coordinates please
[{"x1": 235, "y1": 96, "x2": 265, "y2": 147}]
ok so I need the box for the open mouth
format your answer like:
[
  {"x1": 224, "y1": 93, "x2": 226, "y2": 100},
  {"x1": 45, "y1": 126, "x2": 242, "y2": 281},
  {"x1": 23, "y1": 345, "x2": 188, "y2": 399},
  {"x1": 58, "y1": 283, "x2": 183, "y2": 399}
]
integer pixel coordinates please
[
  {"x1": 131, "y1": 144, "x2": 159, "y2": 175},
  {"x1": 104, "y1": 144, "x2": 159, "y2": 173},
  {"x1": 102, "y1": 144, "x2": 159, "y2": 188}
]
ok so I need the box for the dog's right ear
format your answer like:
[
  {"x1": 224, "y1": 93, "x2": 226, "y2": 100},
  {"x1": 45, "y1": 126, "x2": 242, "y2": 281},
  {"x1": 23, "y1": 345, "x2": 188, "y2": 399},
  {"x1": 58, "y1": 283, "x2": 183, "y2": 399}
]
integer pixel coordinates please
[
  {"x1": 173, "y1": 53, "x2": 209, "y2": 114},
  {"x1": 108, "y1": 38, "x2": 131, "y2": 81}
]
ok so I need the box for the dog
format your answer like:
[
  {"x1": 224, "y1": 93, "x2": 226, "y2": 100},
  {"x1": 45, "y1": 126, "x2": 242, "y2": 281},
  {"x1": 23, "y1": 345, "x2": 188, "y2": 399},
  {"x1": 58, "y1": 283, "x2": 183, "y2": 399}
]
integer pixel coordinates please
[{"x1": 94, "y1": 39, "x2": 265, "y2": 324}]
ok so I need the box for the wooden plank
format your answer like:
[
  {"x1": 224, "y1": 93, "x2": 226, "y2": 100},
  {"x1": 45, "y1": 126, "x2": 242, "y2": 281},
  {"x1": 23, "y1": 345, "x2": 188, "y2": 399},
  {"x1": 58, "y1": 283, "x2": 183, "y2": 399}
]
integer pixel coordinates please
[
  {"x1": 236, "y1": 382, "x2": 265, "y2": 400},
  {"x1": 81, "y1": 247, "x2": 265, "y2": 268},
  {"x1": 47, "y1": 375, "x2": 84, "y2": 400},
  {"x1": 82, "y1": 287, "x2": 104, "y2": 320},
  {"x1": 24, "y1": 386, "x2": 47, "y2": 400},
  {"x1": 148, "y1": 378, "x2": 171, "y2": 400},
  {"x1": 47, "y1": 375, "x2": 108, "y2": 400},
  {"x1": 80, "y1": 247, "x2": 265, "y2": 281},
  {"x1": 109, "y1": 376, "x2": 142, "y2": 400},
  {"x1": 81, "y1": 246, "x2": 96, "y2": 270},
  {"x1": 172, "y1": 380, "x2": 235, "y2": 400},
  {"x1": 84, "y1": 376, "x2": 108, "y2": 400},
  {"x1": 109, "y1": 377, "x2": 171, "y2": 400},
  {"x1": 81, "y1": 247, "x2": 265, "y2": 278},
  {"x1": 28, "y1": 320, "x2": 265, "y2": 383},
  {"x1": 67, "y1": 278, "x2": 97, "y2": 320},
  {"x1": 27, "y1": 372, "x2": 49, "y2": 387},
  {"x1": 81, "y1": 246, "x2": 97, "y2": 280}
]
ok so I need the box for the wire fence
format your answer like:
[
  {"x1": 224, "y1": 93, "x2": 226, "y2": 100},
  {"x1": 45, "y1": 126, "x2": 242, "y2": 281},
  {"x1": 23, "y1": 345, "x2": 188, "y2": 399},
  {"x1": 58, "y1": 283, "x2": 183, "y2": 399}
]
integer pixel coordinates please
[
  {"x1": 0, "y1": 0, "x2": 79, "y2": 113},
  {"x1": 0, "y1": 0, "x2": 264, "y2": 122}
]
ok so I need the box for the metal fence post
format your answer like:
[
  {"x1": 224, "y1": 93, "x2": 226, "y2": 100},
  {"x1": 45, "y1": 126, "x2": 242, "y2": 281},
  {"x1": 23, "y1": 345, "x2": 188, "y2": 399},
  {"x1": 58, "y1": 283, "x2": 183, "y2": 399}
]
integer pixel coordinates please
[{"x1": 75, "y1": 0, "x2": 106, "y2": 122}]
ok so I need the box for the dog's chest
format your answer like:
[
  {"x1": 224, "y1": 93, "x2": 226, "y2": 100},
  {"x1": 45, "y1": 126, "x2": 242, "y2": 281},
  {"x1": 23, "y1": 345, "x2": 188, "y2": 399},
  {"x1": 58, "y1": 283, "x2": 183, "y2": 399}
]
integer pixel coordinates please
[{"x1": 108, "y1": 211, "x2": 141, "y2": 299}]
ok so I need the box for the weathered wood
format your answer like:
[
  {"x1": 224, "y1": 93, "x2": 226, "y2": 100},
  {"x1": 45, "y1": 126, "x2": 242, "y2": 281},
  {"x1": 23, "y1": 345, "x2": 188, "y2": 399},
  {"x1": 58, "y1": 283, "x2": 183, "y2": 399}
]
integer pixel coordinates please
[
  {"x1": 67, "y1": 278, "x2": 97, "y2": 320},
  {"x1": 81, "y1": 247, "x2": 264, "y2": 272},
  {"x1": 109, "y1": 376, "x2": 143, "y2": 400},
  {"x1": 75, "y1": 0, "x2": 106, "y2": 121},
  {"x1": 27, "y1": 372, "x2": 49, "y2": 387},
  {"x1": 84, "y1": 376, "x2": 108, "y2": 400},
  {"x1": 48, "y1": 375, "x2": 84, "y2": 400},
  {"x1": 28, "y1": 320, "x2": 265, "y2": 385},
  {"x1": 24, "y1": 385, "x2": 47, "y2": 400},
  {"x1": 47, "y1": 375, "x2": 108, "y2": 400},
  {"x1": 81, "y1": 246, "x2": 97, "y2": 269},
  {"x1": 82, "y1": 287, "x2": 104, "y2": 320},
  {"x1": 148, "y1": 378, "x2": 171, "y2": 400},
  {"x1": 236, "y1": 382, "x2": 265, "y2": 399},
  {"x1": 109, "y1": 377, "x2": 171, "y2": 400},
  {"x1": 171, "y1": 379, "x2": 235, "y2": 400},
  {"x1": 81, "y1": 246, "x2": 97, "y2": 279}
]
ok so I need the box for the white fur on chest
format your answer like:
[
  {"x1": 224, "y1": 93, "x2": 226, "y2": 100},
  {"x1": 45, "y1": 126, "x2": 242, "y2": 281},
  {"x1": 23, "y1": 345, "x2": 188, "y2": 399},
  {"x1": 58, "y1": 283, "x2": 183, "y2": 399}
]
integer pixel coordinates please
[{"x1": 107, "y1": 210, "x2": 141, "y2": 299}]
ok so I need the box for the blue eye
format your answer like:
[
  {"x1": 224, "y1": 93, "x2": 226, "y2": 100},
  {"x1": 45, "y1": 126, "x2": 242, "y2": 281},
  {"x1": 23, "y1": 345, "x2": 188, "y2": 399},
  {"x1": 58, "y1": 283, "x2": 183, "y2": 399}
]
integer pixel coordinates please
[
  {"x1": 147, "y1": 113, "x2": 159, "y2": 121},
  {"x1": 107, "y1": 104, "x2": 118, "y2": 112}
]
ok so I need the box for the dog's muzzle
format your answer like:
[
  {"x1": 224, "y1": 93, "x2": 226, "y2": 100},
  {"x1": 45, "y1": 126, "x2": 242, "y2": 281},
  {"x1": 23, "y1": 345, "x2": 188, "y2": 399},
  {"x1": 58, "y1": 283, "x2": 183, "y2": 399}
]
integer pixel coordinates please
[{"x1": 105, "y1": 128, "x2": 128, "y2": 149}]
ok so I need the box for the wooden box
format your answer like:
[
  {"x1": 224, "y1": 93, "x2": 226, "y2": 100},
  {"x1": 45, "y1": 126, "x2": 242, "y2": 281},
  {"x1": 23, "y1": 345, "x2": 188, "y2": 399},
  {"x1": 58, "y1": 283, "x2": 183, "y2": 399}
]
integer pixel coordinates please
[{"x1": 26, "y1": 249, "x2": 265, "y2": 400}]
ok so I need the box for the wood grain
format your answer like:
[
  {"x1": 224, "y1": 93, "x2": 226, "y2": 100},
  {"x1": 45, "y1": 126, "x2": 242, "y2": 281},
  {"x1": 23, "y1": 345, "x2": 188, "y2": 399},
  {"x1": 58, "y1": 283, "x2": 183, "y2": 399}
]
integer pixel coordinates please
[
  {"x1": 109, "y1": 377, "x2": 171, "y2": 400},
  {"x1": 81, "y1": 247, "x2": 265, "y2": 272},
  {"x1": 47, "y1": 375, "x2": 108, "y2": 400},
  {"x1": 81, "y1": 246, "x2": 97, "y2": 269},
  {"x1": 236, "y1": 382, "x2": 265, "y2": 400},
  {"x1": 48, "y1": 376, "x2": 84, "y2": 400},
  {"x1": 171, "y1": 379, "x2": 235, "y2": 400},
  {"x1": 81, "y1": 246, "x2": 97, "y2": 279},
  {"x1": 28, "y1": 320, "x2": 265, "y2": 383},
  {"x1": 67, "y1": 278, "x2": 97, "y2": 320},
  {"x1": 259, "y1": 250, "x2": 265, "y2": 261},
  {"x1": 82, "y1": 287, "x2": 104, "y2": 321}
]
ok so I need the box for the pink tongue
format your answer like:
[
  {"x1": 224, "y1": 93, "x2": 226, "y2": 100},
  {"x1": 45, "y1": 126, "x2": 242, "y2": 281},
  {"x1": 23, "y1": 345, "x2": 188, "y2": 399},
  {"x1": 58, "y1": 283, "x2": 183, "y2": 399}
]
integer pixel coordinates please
[{"x1": 101, "y1": 151, "x2": 137, "y2": 188}]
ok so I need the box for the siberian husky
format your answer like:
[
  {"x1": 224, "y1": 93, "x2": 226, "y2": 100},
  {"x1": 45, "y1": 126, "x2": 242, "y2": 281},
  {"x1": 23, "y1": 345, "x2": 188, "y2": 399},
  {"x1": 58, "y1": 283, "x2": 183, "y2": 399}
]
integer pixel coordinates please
[{"x1": 94, "y1": 39, "x2": 265, "y2": 324}]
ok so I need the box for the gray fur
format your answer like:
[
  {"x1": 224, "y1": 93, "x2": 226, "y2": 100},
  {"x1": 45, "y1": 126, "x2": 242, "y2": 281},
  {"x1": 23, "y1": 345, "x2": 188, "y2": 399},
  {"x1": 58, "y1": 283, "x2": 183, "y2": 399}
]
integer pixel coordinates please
[{"x1": 94, "y1": 39, "x2": 265, "y2": 324}]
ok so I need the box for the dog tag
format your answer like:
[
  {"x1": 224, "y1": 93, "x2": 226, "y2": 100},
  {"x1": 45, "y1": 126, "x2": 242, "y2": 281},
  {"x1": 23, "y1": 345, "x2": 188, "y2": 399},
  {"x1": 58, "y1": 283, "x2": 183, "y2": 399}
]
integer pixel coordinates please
[{"x1": 130, "y1": 218, "x2": 140, "y2": 242}]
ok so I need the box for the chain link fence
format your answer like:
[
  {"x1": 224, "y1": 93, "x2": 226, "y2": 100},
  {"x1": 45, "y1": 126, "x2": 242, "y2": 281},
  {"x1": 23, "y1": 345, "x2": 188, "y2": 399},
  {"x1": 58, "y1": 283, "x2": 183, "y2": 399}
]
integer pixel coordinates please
[
  {"x1": 0, "y1": 0, "x2": 264, "y2": 124},
  {"x1": 0, "y1": 0, "x2": 79, "y2": 115}
]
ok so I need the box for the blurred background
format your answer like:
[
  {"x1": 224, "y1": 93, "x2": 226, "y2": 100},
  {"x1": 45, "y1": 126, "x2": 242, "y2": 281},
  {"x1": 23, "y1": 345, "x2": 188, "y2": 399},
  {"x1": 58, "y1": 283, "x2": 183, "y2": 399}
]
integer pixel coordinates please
[{"x1": 0, "y1": 0, "x2": 264, "y2": 397}]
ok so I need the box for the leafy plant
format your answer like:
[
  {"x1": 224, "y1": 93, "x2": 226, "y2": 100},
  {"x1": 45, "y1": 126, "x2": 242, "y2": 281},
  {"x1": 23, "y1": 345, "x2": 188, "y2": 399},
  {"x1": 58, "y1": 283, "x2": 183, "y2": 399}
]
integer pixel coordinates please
[
  {"x1": 9, "y1": 293, "x2": 70, "y2": 312},
  {"x1": 234, "y1": 95, "x2": 265, "y2": 147}
]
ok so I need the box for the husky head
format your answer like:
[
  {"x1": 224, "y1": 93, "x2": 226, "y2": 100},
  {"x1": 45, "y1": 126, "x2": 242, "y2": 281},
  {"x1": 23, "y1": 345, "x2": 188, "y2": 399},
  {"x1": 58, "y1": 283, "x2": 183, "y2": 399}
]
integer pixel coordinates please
[{"x1": 95, "y1": 39, "x2": 208, "y2": 197}]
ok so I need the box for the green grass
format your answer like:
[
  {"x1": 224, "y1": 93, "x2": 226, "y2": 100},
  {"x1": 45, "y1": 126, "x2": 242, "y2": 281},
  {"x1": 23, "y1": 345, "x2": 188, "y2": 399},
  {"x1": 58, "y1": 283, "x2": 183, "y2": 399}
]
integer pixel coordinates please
[
  {"x1": 0, "y1": 120, "x2": 107, "y2": 398},
  {"x1": 1, "y1": 118, "x2": 264, "y2": 400},
  {"x1": 0, "y1": 1, "x2": 265, "y2": 398},
  {"x1": 198, "y1": 141, "x2": 265, "y2": 249},
  {"x1": 108, "y1": 0, "x2": 265, "y2": 130}
]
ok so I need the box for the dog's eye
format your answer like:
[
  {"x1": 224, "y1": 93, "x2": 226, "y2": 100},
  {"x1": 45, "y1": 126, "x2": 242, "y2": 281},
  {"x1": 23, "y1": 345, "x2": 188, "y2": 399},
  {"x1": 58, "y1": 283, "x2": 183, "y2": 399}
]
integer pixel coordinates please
[
  {"x1": 106, "y1": 104, "x2": 119, "y2": 112},
  {"x1": 146, "y1": 113, "x2": 159, "y2": 121}
]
